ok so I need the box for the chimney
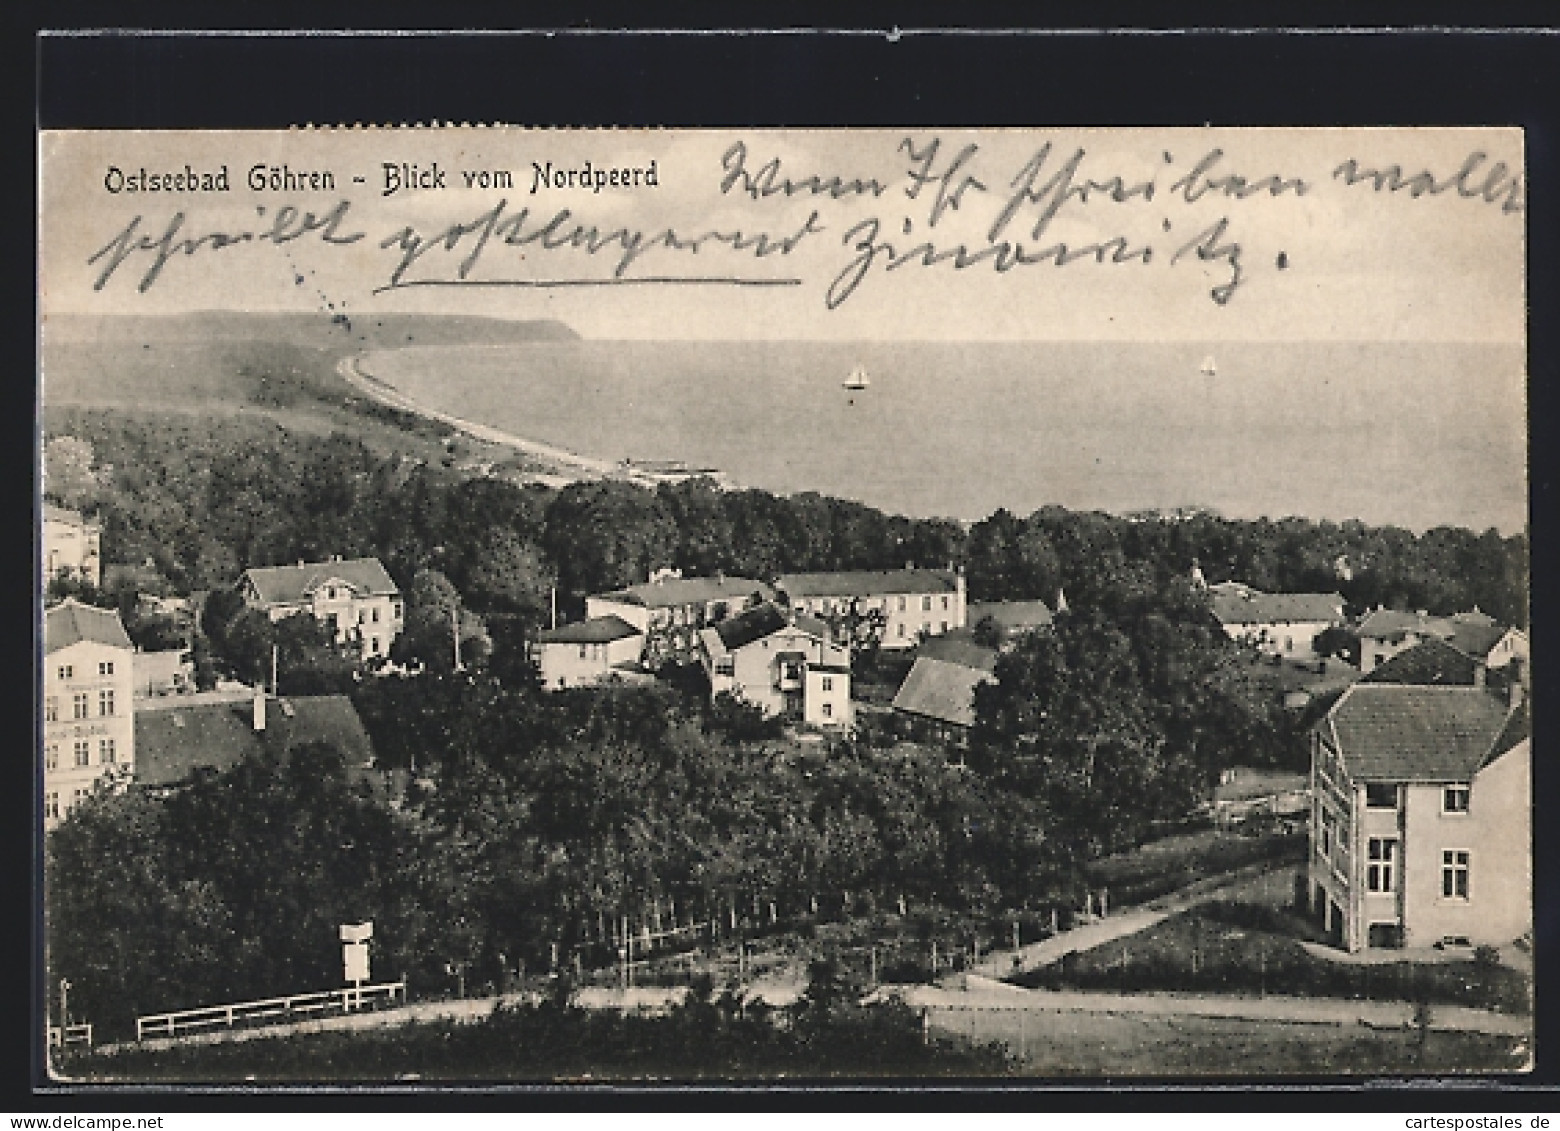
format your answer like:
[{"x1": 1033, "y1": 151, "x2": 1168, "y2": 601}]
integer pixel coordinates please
[{"x1": 253, "y1": 689, "x2": 266, "y2": 732}]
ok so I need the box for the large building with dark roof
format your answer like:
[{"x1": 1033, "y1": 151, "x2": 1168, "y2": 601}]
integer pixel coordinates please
[
  {"x1": 531, "y1": 614, "x2": 647, "y2": 690},
  {"x1": 1207, "y1": 581, "x2": 1344, "y2": 661},
  {"x1": 241, "y1": 556, "x2": 403, "y2": 661},
  {"x1": 776, "y1": 568, "x2": 967, "y2": 650},
  {"x1": 585, "y1": 572, "x2": 772, "y2": 669},
  {"x1": 134, "y1": 690, "x2": 375, "y2": 791},
  {"x1": 697, "y1": 602, "x2": 851, "y2": 728},
  {"x1": 1308, "y1": 680, "x2": 1530, "y2": 953},
  {"x1": 44, "y1": 599, "x2": 136, "y2": 828}
]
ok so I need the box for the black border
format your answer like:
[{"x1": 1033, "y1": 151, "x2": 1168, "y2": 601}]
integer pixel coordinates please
[{"x1": 21, "y1": 22, "x2": 1560, "y2": 1111}]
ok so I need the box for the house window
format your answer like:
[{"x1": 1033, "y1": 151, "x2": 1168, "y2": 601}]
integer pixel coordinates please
[
  {"x1": 58, "y1": 665, "x2": 73, "y2": 681},
  {"x1": 1443, "y1": 785, "x2": 1470, "y2": 814},
  {"x1": 922, "y1": 596, "x2": 932, "y2": 611},
  {"x1": 942, "y1": 595, "x2": 950, "y2": 610},
  {"x1": 358, "y1": 609, "x2": 367, "y2": 624},
  {"x1": 897, "y1": 596, "x2": 907, "y2": 612},
  {"x1": 822, "y1": 676, "x2": 834, "y2": 692},
  {"x1": 98, "y1": 661, "x2": 114, "y2": 676},
  {"x1": 897, "y1": 624, "x2": 906, "y2": 638},
  {"x1": 1320, "y1": 816, "x2": 1333, "y2": 858},
  {"x1": 393, "y1": 601, "x2": 403, "y2": 620},
  {"x1": 45, "y1": 745, "x2": 58, "y2": 771},
  {"x1": 327, "y1": 587, "x2": 337, "y2": 600},
  {"x1": 1365, "y1": 783, "x2": 1398, "y2": 809},
  {"x1": 1285, "y1": 637, "x2": 1294, "y2": 653},
  {"x1": 99, "y1": 689, "x2": 115, "y2": 717},
  {"x1": 370, "y1": 636, "x2": 381, "y2": 655},
  {"x1": 714, "y1": 656, "x2": 734, "y2": 677},
  {"x1": 72, "y1": 693, "x2": 89, "y2": 720},
  {"x1": 940, "y1": 621, "x2": 949, "y2": 633},
  {"x1": 45, "y1": 697, "x2": 58, "y2": 723},
  {"x1": 73, "y1": 788, "x2": 88, "y2": 806},
  {"x1": 73, "y1": 741, "x2": 90, "y2": 768},
  {"x1": 44, "y1": 793, "x2": 58, "y2": 820},
  {"x1": 1442, "y1": 850, "x2": 1470, "y2": 899},
  {"x1": 100, "y1": 738, "x2": 116, "y2": 764},
  {"x1": 372, "y1": 606, "x2": 381, "y2": 623},
  {"x1": 579, "y1": 645, "x2": 589, "y2": 660},
  {"x1": 822, "y1": 702, "x2": 833, "y2": 719},
  {"x1": 1367, "y1": 837, "x2": 1397, "y2": 893}
]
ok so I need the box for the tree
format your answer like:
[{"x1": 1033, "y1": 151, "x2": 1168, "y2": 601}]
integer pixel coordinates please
[
  {"x1": 466, "y1": 530, "x2": 553, "y2": 622},
  {"x1": 43, "y1": 435, "x2": 100, "y2": 510},
  {"x1": 392, "y1": 569, "x2": 490, "y2": 673},
  {"x1": 543, "y1": 481, "x2": 678, "y2": 596}
]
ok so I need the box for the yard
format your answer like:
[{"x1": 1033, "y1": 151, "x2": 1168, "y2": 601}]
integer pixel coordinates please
[{"x1": 1013, "y1": 884, "x2": 1531, "y2": 1017}]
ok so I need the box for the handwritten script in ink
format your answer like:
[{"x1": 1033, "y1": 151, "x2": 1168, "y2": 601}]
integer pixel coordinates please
[{"x1": 84, "y1": 136, "x2": 1525, "y2": 310}]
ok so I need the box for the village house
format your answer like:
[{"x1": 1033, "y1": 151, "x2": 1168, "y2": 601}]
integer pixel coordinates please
[
  {"x1": 1357, "y1": 607, "x2": 1527, "y2": 676},
  {"x1": 891, "y1": 635, "x2": 999, "y2": 745},
  {"x1": 42, "y1": 504, "x2": 102, "y2": 589},
  {"x1": 241, "y1": 556, "x2": 403, "y2": 661},
  {"x1": 586, "y1": 571, "x2": 772, "y2": 669},
  {"x1": 698, "y1": 602, "x2": 852, "y2": 728},
  {"x1": 134, "y1": 687, "x2": 376, "y2": 796},
  {"x1": 775, "y1": 568, "x2": 967, "y2": 650},
  {"x1": 1206, "y1": 581, "x2": 1344, "y2": 661},
  {"x1": 965, "y1": 598, "x2": 1054, "y2": 645},
  {"x1": 531, "y1": 615, "x2": 648, "y2": 690},
  {"x1": 1307, "y1": 680, "x2": 1529, "y2": 952},
  {"x1": 43, "y1": 600, "x2": 136, "y2": 828}
]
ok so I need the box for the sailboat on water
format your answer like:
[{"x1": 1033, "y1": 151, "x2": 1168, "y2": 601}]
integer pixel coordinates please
[
  {"x1": 843, "y1": 363, "x2": 871, "y2": 391},
  {"x1": 1200, "y1": 355, "x2": 1217, "y2": 378}
]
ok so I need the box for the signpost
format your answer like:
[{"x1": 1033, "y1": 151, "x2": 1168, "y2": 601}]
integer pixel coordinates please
[{"x1": 340, "y1": 921, "x2": 373, "y2": 1011}]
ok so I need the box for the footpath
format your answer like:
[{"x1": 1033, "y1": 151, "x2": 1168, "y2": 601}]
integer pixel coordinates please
[{"x1": 968, "y1": 858, "x2": 1286, "y2": 979}]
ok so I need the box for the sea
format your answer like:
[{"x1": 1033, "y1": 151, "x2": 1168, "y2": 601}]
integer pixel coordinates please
[{"x1": 360, "y1": 340, "x2": 1527, "y2": 534}]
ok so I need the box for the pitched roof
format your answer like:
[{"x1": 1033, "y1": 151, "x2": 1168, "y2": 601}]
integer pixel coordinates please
[
  {"x1": 536, "y1": 615, "x2": 642, "y2": 645},
  {"x1": 1209, "y1": 586, "x2": 1344, "y2": 627},
  {"x1": 243, "y1": 558, "x2": 399, "y2": 605},
  {"x1": 778, "y1": 569, "x2": 961, "y2": 599},
  {"x1": 892, "y1": 657, "x2": 993, "y2": 729},
  {"x1": 916, "y1": 634, "x2": 999, "y2": 672},
  {"x1": 134, "y1": 693, "x2": 373, "y2": 787},
  {"x1": 1323, "y1": 684, "x2": 1516, "y2": 783},
  {"x1": 595, "y1": 576, "x2": 771, "y2": 609},
  {"x1": 711, "y1": 602, "x2": 834, "y2": 652},
  {"x1": 1447, "y1": 620, "x2": 1510, "y2": 661},
  {"x1": 1362, "y1": 638, "x2": 1484, "y2": 687},
  {"x1": 1356, "y1": 608, "x2": 1454, "y2": 642},
  {"x1": 44, "y1": 599, "x2": 132, "y2": 654},
  {"x1": 43, "y1": 503, "x2": 95, "y2": 528},
  {"x1": 968, "y1": 600, "x2": 1054, "y2": 633}
]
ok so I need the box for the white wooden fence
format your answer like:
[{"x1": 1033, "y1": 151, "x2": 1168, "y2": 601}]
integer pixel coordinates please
[
  {"x1": 47, "y1": 1023, "x2": 93, "y2": 1049},
  {"x1": 136, "y1": 980, "x2": 406, "y2": 1041}
]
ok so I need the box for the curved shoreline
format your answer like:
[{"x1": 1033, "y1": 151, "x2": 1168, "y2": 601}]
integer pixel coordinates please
[{"x1": 338, "y1": 353, "x2": 673, "y2": 489}]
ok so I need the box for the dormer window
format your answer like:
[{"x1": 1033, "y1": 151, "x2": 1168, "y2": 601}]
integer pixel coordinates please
[
  {"x1": 1443, "y1": 785, "x2": 1471, "y2": 814},
  {"x1": 1365, "y1": 783, "x2": 1399, "y2": 809}
]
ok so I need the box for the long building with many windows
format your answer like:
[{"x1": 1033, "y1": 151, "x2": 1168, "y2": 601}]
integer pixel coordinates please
[{"x1": 775, "y1": 568, "x2": 967, "y2": 650}]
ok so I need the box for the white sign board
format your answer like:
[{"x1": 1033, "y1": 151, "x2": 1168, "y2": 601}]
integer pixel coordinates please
[{"x1": 343, "y1": 940, "x2": 370, "y2": 983}]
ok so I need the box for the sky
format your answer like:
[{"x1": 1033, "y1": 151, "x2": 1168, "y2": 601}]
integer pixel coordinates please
[{"x1": 40, "y1": 127, "x2": 1525, "y2": 344}]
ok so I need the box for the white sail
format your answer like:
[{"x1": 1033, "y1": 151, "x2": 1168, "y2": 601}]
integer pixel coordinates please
[
  {"x1": 1200, "y1": 355, "x2": 1217, "y2": 377},
  {"x1": 843, "y1": 363, "x2": 870, "y2": 390}
]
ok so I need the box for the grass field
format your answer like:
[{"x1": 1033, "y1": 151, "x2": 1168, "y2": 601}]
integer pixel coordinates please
[{"x1": 934, "y1": 1006, "x2": 1528, "y2": 1077}]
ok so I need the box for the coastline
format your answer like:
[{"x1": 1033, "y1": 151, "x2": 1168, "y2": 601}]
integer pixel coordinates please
[{"x1": 338, "y1": 353, "x2": 679, "y2": 490}]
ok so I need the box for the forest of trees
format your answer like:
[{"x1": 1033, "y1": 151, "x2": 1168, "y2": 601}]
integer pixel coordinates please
[{"x1": 42, "y1": 409, "x2": 1527, "y2": 1040}]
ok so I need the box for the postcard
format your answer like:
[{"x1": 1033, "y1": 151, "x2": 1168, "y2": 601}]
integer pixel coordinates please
[{"x1": 38, "y1": 126, "x2": 1530, "y2": 1082}]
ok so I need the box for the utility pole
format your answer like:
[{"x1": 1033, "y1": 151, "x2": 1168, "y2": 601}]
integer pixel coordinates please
[
  {"x1": 551, "y1": 587, "x2": 558, "y2": 631},
  {"x1": 452, "y1": 605, "x2": 463, "y2": 672},
  {"x1": 270, "y1": 643, "x2": 279, "y2": 696}
]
